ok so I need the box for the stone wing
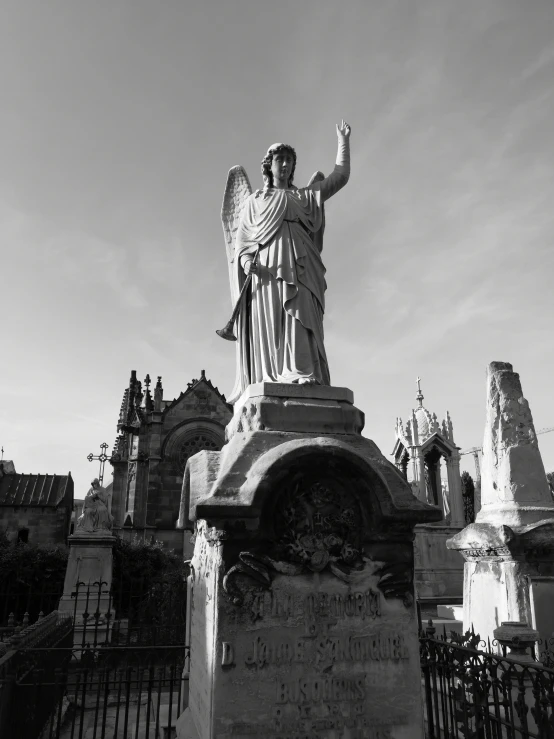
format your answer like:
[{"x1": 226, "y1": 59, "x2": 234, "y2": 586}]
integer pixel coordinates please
[{"x1": 221, "y1": 165, "x2": 252, "y2": 303}]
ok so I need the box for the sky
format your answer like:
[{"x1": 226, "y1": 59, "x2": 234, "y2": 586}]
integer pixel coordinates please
[{"x1": 1, "y1": 0, "x2": 554, "y2": 497}]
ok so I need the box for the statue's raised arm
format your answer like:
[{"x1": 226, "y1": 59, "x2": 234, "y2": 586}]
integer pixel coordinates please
[{"x1": 218, "y1": 122, "x2": 352, "y2": 404}]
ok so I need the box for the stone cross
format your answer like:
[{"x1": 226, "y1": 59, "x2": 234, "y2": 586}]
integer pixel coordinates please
[{"x1": 87, "y1": 442, "x2": 110, "y2": 485}]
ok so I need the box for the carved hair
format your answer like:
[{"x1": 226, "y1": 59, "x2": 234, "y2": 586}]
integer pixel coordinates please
[{"x1": 261, "y1": 144, "x2": 297, "y2": 190}]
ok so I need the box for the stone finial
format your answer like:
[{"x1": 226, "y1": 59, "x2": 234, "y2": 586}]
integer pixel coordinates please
[
  {"x1": 154, "y1": 376, "x2": 163, "y2": 411},
  {"x1": 411, "y1": 410, "x2": 420, "y2": 445},
  {"x1": 144, "y1": 375, "x2": 153, "y2": 412},
  {"x1": 447, "y1": 411, "x2": 454, "y2": 443},
  {"x1": 416, "y1": 376, "x2": 424, "y2": 408},
  {"x1": 396, "y1": 416, "x2": 403, "y2": 438},
  {"x1": 478, "y1": 361, "x2": 553, "y2": 526},
  {"x1": 134, "y1": 380, "x2": 143, "y2": 408}
]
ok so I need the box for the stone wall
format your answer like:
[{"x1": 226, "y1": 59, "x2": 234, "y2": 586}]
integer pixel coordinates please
[
  {"x1": 414, "y1": 525, "x2": 464, "y2": 603},
  {"x1": 0, "y1": 506, "x2": 70, "y2": 546}
]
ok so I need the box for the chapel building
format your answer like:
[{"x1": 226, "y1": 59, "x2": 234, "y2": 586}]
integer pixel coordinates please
[{"x1": 110, "y1": 370, "x2": 232, "y2": 554}]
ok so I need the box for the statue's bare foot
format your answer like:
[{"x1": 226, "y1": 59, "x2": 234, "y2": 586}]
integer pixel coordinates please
[{"x1": 297, "y1": 377, "x2": 319, "y2": 385}]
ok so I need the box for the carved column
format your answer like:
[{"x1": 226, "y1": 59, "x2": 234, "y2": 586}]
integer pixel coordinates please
[
  {"x1": 410, "y1": 447, "x2": 426, "y2": 503},
  {"x1": 400, "y1": 455, "x2": 409, "y2": 480}
]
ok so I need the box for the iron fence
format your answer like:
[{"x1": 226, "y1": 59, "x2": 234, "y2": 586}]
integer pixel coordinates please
[
  {"x1": 420, "y1": 626, "x2": 554, "y2": 738},
  {"x1": 0, "y1": 579, "x2": 188, "y2": 739}
]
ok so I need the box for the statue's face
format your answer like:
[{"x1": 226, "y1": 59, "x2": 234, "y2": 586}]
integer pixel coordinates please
[{"x1": 271, "y1": 149, "x2": 294, "y2": 187}]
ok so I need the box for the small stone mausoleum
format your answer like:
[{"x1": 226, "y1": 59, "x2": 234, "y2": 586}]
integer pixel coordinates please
[
  {"x1": 393, "y1": 381, "x2": 465, "y2": 606},
  {"x1": 0, "y1": 460, "x2": 74, "y2": 546}
]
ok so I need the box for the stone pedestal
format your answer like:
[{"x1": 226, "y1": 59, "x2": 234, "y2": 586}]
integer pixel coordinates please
[
  {"x1": 177, "y1": 384, "x2": 440, "y2": 739},
  {"x1": 448, "y1": 362, "x2": 554, "y2": 647},
  {"x1": 58, "y1": 533, "x2": 116, "y2": 646}
]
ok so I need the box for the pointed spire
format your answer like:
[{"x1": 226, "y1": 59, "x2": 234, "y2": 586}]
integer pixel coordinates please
[
  {"x1": 200, "y1": 369, "x2": 206, "y2": 380},
  {"x1": 118, "y1": 370, "x2": 137, "y2": 431},
  {"x1": 144, "y1": 375, "x2": 153, "y2": 412},
  {"x1": 128, "y1": 370, "x2": 137, "y2": 409},
  {"x1": 416, "y1": 376, "x2": 424, "y2": 408},
  {"x1": 411, "y1": 409, "x2": 420, "y2": 445},
  {"x1": 154, "y1": 376, "x2": 163, "y2": 412},
  {"x1": 447, "y1": 411, "x2": 454, "y2": 443},
  {"x1": 135, "y1": 380, "x2": 143, "y2": 408}
]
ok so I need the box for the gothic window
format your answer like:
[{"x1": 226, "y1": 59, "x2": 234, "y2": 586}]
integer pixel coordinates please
[{"x1": 177, "y1": 432, "x2": 222, "y2": 473}]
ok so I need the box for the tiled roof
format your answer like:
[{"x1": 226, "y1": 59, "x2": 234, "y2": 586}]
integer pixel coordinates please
[{"x1": 0, "y1": 474, "x2": 72, "y2": 507}]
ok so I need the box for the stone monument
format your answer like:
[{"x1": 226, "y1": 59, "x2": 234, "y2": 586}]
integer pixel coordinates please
[
  {"x1": 448, "y1": 362, "x2": 554, "y2": 646},
  {"x1": 176, "y1": 124, "x2": 441, "y2": 738},
  {"x1": 177, "y1": 384, "x2": 441, "y2": 739},
  {"x1": 59, "y1": 478, "x2": 115, "y2": 643}
]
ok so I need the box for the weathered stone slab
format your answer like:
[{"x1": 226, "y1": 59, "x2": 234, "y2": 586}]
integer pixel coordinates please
[
  {"x1": 242, "y1": 383, "x2": 355, "y2": 404},
  {"x1": 215, "y1": 576, "x2": 420, "y2": 738},
  {"x1": 414, "y1": 526, "x2": 464, "y2": 603},
  {"x1": 225, "y1": 384, "x2": 361, "y2": 438}
]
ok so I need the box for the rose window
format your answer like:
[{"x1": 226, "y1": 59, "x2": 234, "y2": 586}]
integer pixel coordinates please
[{"x1": 177, "y1": 433, "x2": 221, "y2": 472}]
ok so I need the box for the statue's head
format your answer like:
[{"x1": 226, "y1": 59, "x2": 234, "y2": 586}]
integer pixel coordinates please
[
  {"x1": 91, "y1": 478, "x2": 100, "y2": 488},
  {"x1": 261, "y1": 143, "x2": 297, "y2": 189}
]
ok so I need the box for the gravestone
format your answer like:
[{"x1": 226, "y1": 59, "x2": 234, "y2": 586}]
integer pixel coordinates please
[
  {"x1": 58, "y1": 479, "x2": 115, "y2": 646},
  {"x1": 177, "y1": 384, "x2": 440, "y2": 739}
]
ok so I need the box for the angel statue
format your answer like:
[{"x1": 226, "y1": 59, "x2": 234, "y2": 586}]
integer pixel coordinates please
[{"x1": 219, "y1": 120, "x2": 351, "y2": 404}]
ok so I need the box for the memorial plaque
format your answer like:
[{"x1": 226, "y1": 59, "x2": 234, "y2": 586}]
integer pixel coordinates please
[
  {"x1": 184, "y1": 474, "x2": 424, "y2": 739},
  {"x1": 211, "y1": 572, "x2": 421, "y2": 739}
]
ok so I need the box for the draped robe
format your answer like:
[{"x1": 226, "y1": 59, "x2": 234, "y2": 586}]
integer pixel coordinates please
[{"x1": 228, "y1": 140, "x2": 350, "y2": 404}]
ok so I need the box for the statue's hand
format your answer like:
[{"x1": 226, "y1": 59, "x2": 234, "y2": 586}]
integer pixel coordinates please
[
  {"x1": 244, "y1": 259, "x2": 258, "y2": 276},
  {"x1": 336, "y1": 119, "x2": 351, "y2": 139}
]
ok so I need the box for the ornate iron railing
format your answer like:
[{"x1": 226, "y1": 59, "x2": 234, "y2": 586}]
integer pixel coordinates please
[
  {"x1": 420, "y1": 629, "x2": 554, "y2": 738},
  {"x1": 0, "y1": 580, "x2": 188, "y2": 739}
]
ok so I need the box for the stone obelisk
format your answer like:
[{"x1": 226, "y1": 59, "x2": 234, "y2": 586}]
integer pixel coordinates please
[{"x1": 448, "y1": 362, "x2": 554, "y2": 645}]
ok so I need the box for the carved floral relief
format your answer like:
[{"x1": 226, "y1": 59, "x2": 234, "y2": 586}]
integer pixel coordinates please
[{"x1": 222, "y1": 474, "x2": 414, "y2": 607}]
